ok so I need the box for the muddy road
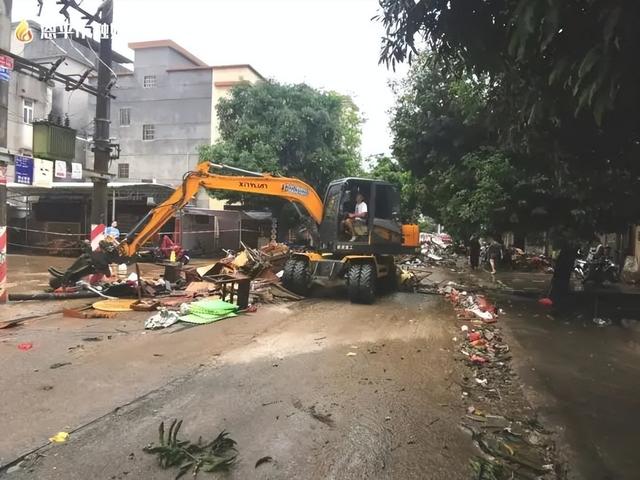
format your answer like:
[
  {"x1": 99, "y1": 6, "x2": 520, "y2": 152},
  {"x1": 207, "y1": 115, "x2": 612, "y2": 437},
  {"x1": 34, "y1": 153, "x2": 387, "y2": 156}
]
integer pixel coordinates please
[{"x1": 1, "y1": 291, "x2": 479, "y2": 479}]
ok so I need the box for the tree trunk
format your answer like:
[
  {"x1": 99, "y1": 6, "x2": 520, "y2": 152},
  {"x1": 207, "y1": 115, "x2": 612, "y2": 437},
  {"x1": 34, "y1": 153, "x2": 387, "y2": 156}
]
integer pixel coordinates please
[{"x1": 549, "y1": 247, "x2": 577, "y2": 304}]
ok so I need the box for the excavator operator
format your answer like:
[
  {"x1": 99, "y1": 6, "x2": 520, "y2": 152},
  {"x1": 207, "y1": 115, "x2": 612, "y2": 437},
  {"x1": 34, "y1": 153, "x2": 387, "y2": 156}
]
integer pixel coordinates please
[{"x1": 342, "y1": 192, "x2": 368, "y2": 241}]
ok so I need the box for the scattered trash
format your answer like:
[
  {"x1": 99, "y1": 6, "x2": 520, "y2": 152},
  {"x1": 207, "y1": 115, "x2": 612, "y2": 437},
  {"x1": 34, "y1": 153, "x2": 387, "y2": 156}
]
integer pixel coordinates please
[
  {"x1": 145, "y1": 310, "x2": 181, "y2": 330},
  {"x1": 468, "y1": 332, "x2": 482, "y2": 342},
  {"x1": 49, "y1": 431, "x2": 69, "y2": 443},
  {"x1": 592, "y1": 317, "x2": 612, "y2": 327},
  {"x1": 292, "y1": 400, "x2": 334, "y2": 426},
  {"x1": 49, "y1": 362, "x2": 72, "y2": 369},
  {"x1": 184, "y1": 281, "x2": 218, "y2": 296},
  {"x1": 255, "y1": 456, "x2": 273, "y2": 468},
  {"x1": 470, "y1": 354, "x2": 488, "y2": 365},
  {"x1": 143, "y1": 419, "x2": 237, "y2": 478},
  {"x1": 538, "y1": 297, "x2": 553, "y2": 307},
  {"x1": 17, "y1": 342, "x2": 33, "y2": 351},
  {"x1": 509, "y1": 248, "x2": 554, "y2": 273},
  {"x1": 131, "y1": 299, "x2": 161, "y2": 311},
  {"x1": 63, "y1": 308, "x2": 116, "y2": 319}
]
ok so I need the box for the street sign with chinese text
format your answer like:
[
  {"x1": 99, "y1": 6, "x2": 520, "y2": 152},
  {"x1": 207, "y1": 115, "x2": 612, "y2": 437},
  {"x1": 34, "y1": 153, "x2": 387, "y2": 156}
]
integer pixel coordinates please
[{"x1": 14, "y1": 156, "x2": 34, "y2": 185}]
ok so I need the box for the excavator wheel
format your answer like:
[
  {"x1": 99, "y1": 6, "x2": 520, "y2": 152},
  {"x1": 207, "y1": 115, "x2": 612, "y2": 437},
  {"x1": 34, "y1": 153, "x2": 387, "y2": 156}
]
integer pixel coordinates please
[
  {"x1": 347, "y1": 262, "x2": 375, "y2": 304},
  {"x1": 283, "y1": 258, "x2": 311, "y2": 296},
  {"x1": 282, "y1": 257, "x2": 297, "y2": 286}
]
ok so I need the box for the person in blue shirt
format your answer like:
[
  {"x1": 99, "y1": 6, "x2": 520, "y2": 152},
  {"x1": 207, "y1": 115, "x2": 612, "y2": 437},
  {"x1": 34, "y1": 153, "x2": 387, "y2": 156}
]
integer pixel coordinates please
[{"x1": 105, "y1": 221, "x2": 120, "y2": 240}]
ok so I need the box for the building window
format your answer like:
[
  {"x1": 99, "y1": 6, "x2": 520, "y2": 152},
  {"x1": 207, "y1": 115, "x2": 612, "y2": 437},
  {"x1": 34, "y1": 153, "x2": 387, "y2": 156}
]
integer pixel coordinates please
[
  {"x1": 119, "y1": 107, "x2": 130, "y2": 126},
  {"x1": 143, "y1": 75, "x2": 156, "y2": 88},
  {"x1": 23, "y1": 98, "x2": 34, "y2": 124},
  {"x1": 142, "y1": 124, "x2": 155, "y2": 140},
  {"x1": 118, "y1": 163, "x2": 129, "y2": 179}
]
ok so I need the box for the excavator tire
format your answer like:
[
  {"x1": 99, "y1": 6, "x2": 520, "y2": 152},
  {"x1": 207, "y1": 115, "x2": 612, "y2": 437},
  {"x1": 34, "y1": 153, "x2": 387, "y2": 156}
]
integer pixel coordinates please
[
  {"x1": 289, "y1": 259, "x2": 311, "y2": 296},
  {"x1": 282, "y1": 257, "x2": 297, "y2": 286},
  {"x1": 347, "y1": 262, "x2": 375, "y2": 304}
]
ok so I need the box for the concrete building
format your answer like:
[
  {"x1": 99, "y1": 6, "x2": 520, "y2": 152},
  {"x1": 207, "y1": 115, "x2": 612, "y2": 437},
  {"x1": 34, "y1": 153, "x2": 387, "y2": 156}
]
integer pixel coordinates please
[{"x1": 109, "y1": 40, "x2": 263, "y2": 185}]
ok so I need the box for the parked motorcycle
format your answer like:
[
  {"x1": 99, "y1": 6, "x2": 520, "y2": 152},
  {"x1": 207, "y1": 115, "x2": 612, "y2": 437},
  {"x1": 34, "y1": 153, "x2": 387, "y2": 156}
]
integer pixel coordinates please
[{"x1": 574, "y1": 245, "x2": 619, "y2": 284}]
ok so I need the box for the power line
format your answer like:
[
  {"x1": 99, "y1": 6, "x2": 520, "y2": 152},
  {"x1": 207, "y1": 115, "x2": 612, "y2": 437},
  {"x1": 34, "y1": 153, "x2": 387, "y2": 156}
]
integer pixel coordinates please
[{"x1": 84, "y1": 37, "x2": 117, "y2": 84}]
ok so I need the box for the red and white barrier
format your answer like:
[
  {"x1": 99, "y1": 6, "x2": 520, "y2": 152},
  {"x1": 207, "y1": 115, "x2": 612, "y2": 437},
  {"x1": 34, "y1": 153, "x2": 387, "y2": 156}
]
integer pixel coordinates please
[
  {"x1": 0, "y1": 226, "x2": 7, "y2": 303},
  {"x1": 90, "y1": 223, "x2": 106, "y2": 251}
]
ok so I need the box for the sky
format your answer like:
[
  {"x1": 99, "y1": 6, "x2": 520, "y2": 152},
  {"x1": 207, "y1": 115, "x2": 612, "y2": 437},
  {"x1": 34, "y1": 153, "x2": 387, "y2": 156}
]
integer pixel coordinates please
[{"x1": 12, "y1": 0, "x2": 408, "y2": 158}]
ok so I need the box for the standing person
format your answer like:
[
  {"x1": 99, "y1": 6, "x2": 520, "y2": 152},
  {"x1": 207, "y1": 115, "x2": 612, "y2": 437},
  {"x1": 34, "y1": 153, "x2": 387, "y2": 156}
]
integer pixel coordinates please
[
  {"x1": 342, "y1": 193, "x2": 368, "y2": 241},
  {"x1": 487, "y1": 238, "x2": 502, "y2": 274},
  {"x1": 105, "y1": 221, "x2": 120, "y2": 240},
  {"x1": 468, "y1": 234, "x2": 481, "y2": 270}
]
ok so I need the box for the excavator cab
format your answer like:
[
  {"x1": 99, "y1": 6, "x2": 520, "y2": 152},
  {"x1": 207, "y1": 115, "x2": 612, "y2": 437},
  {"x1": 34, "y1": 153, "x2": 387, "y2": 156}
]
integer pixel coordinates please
[{"x1": 318, "y1": 178, "x2": 405, "y2": 254}]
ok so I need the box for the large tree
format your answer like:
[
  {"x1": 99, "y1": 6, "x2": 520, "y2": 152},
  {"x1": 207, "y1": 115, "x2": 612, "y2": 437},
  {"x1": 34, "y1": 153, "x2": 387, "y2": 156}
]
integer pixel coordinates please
[
  {"x1": 199, "y1": 81, "x2": 362, "y2": 195},
  {"x1": 390, "y1": 56, "x2": 541, "y2": 240},
  {"x1": 378, "y1": 0, "x2": 640, "y2": 300}
]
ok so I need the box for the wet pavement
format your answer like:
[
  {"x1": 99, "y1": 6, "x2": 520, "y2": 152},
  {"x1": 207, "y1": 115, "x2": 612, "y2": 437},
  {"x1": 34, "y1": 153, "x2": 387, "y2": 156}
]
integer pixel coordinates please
[
  {"x1": 0, "y1": 273, "x2": 479, "y2": 479},
  {"x1": 4, "y1": 255, "x2": 640, "y2": 479},
  {"x1": 467, "y1": 267, "x2": 640, "y2": 480},
  {"x1": 503, "y1": 295, "x2": 640, "y2": 480}
]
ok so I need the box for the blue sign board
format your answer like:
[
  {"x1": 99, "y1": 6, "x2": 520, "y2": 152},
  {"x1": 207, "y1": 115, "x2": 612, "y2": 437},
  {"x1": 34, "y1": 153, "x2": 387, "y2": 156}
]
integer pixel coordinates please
[
  {"x1": 0, "y1": 67, "x2": 10, "y2": 82},
  {"x1": 14, "y1": 155, "x2": 34, "y2": 185}
]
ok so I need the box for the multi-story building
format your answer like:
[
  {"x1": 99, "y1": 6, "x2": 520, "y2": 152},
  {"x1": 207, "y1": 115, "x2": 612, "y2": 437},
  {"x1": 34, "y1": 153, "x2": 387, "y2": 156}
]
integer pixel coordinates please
[
  {"x1": 109, "y1": 39, "x2": 263, "y2": 185},
  {"x1": 7, "y1": 20, "x2": 131, "y2": 165}
]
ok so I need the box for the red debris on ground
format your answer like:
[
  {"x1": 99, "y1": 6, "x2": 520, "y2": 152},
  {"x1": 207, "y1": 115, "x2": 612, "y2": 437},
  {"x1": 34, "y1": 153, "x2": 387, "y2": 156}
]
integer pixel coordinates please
[{"x1": 538, "y1": 297, "x2": 553, "y2": 307}]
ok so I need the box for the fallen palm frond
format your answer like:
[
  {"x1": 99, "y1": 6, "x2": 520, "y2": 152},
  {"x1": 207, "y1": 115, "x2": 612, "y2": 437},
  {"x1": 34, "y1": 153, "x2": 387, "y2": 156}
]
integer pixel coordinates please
[{"x1": 143, "y1": 419, "x2": 237, "y2": 479}]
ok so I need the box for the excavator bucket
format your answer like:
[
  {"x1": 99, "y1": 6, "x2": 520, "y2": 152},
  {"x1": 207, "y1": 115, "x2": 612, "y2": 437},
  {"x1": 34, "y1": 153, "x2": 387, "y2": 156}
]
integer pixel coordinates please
[{"x1": 48, "y1": 240, "x2": 124, "y2": 289}]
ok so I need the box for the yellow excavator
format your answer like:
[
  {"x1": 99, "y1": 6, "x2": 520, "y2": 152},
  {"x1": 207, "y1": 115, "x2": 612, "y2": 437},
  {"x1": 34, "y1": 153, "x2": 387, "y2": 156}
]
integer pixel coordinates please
[{"x1": 50, "y1": 162, "x2": 420, "y2": 303}]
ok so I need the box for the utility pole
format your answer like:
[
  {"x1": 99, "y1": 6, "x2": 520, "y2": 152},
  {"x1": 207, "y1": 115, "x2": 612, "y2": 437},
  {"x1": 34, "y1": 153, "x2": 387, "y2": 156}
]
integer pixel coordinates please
[
  {"x1": 90, "y1": 0, "x2": 113, "y2": 244},
  {"x1": 0, "y1": 0, "x2": 12, "y2": 304}
]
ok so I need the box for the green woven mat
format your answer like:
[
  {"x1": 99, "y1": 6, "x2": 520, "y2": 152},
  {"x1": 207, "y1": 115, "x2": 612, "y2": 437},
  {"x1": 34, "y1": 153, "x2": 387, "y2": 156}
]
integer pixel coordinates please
[{"x1": 180, "y1": 299, "x2": 239, "y2": 324}]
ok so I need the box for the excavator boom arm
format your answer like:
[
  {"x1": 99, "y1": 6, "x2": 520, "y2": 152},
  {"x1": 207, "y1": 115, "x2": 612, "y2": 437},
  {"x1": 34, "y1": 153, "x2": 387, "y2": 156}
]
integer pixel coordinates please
[{"x1": 120, "y1": 163, "x2": 324, "y2": 257}]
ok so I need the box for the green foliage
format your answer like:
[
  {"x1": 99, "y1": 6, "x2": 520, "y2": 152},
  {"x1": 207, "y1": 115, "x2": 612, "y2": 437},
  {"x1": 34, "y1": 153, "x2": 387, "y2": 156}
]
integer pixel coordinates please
[
  {"x1": 143, "y1": 419, "x2": 237, "y2": 479},
  {"x1": 199, "y1": 81, "x2": 363, "y2": 198},
  {"x1": 379, "y1": 3, "x2": 640, "y2": 239},
  {"x1": 439, "y1": 149, "x2": 519, "y2": 238},
  {"x1": 376, "y1": 0, "x2": 638, "y2": 126}
]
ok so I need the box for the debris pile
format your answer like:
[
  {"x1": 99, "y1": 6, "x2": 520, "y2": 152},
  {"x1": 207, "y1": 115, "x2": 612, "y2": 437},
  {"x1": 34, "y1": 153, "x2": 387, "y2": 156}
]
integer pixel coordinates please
[
  {"x1": 441, "y1": 282, "x2": 500, "y2": 323},
  {"x1": 442, "y1": 283, "x2": 562, "y2": 477},
  {"x1": 396, "y1": 261, "x2": 438, "y2": 293},
  {"x1": 27, "y1": 242, "x2": 301, "y2": 329},
  {"x1": 510, "y1": 248, "x2": 554, "y2": 273}
]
